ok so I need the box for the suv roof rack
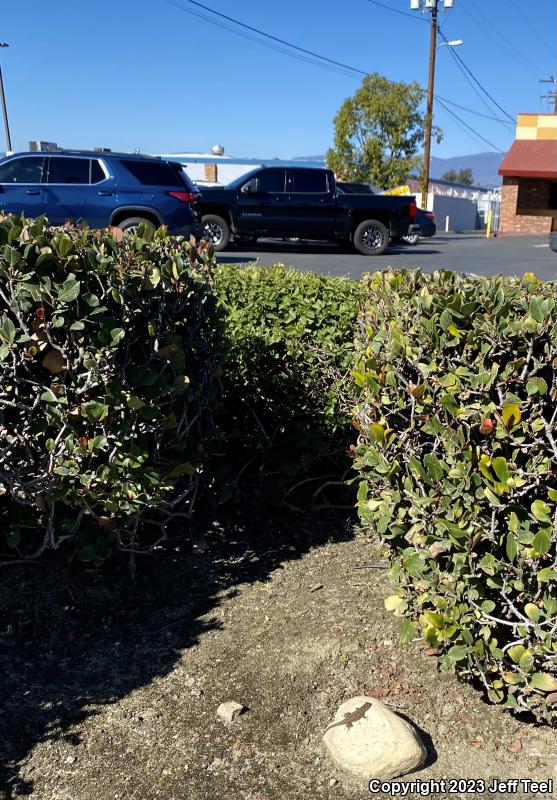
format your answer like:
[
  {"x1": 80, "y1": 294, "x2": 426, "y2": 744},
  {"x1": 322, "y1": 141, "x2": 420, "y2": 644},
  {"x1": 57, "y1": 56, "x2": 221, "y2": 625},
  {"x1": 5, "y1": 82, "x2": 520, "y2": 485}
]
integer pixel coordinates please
[{"x1": 58, "y1": 149, "x2": 162, "y2": 160}]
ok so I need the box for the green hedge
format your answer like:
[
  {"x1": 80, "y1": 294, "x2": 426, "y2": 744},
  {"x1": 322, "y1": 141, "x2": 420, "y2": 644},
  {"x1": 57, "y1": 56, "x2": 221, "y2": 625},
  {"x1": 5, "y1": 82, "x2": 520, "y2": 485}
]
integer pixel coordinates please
[
  {"x1": 213, "y1": 264, "x2": 363, "y2": 492},
  {"x1": 0, "y1": 215, "x2": 219, "y2": 565},
  {"x1": 352, "y1": 269, "x2": 557, "y2": 722}
]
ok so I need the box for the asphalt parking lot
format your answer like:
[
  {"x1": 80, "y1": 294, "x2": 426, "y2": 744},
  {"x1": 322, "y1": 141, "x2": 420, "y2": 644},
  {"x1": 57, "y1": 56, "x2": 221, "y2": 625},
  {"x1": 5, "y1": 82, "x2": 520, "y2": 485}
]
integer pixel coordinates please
[{"x1": 221, "y1": 232, "x2": 556, "y2": 281}]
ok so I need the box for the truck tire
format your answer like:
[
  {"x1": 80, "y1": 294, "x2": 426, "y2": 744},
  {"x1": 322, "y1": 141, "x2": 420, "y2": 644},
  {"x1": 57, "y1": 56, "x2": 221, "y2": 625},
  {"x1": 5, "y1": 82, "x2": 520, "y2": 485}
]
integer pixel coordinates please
[
  {"x1": 353, "y1": 219, "x2": 389, "y2": 256},
  {"x1": 402, "y1": 232, "x2": 420, "y2": 246},
  {"x1": 118, "y1": 216, "x2": 156, "y2": 235},
  {"x1": 202, "y1": 214, "x2": 230, "y2": 251}
]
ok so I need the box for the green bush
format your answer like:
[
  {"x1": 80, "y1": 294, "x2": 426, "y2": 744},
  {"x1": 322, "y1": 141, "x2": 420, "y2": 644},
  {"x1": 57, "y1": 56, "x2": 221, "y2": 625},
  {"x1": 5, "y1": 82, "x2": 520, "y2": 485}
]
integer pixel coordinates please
[
  {"x1": 353, "y1": 269, "x2": 557, "y2": 722},
  {"x1": 0, "y1": 215, "x2": 219, "y2": 565},
  {"x1": 213, "y1": 264, "x2": 363, "y2": 493}
]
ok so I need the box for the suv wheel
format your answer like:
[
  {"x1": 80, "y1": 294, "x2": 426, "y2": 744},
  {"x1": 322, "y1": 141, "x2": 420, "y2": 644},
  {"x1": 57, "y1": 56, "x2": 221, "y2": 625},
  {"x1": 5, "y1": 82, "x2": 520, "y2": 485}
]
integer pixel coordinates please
[
  {"x1": 202, "y1": 214, "x2": 230, "y2": 251},
  {"x1": 118, "y1": 217, "x2": 156, "y2": 235}
]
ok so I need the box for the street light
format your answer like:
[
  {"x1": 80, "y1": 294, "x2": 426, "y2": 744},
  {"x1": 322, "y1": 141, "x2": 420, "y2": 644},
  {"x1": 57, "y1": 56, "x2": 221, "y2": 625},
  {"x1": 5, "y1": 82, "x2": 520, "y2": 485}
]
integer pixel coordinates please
[
  {"x1": 0, "y1": 43, "x2": 12, "y2": 153},
  {"x1": 437, "y1": 39, "x2": 463, "y2": 50},
  {"x1": 410, "y1": 0, "x2": 461, "y2": 207}
]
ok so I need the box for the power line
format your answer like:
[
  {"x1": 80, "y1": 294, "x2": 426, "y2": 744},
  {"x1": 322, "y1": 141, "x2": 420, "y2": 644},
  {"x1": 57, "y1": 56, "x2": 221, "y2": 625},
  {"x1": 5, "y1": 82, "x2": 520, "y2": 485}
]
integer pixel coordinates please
[
  {"x1": 435, "y1": 95, "x2": 511, "y2": 124},
  {"x1": 165, "y1": 0, "x2": 367, "y2": 78},
  {"x1": 364, "y1": 0, "x2": 426, "y2": 22},
  {"x1": 438, "y1": 29, "x2": 514, "y2": 131},
  {"x1": 436, "y1": 97, "x2": 506, "y2": 153},
  {"x1": 163, "y1": 0, "x2": 512, "y2": 128},
  {"x1": 437, "y1": 28, "x2": 515, "y2": 123},
  {"x1": 508, "y1": 0, "x2": 556, "y2": 59},
  {"x1": 460, "y1": 0, "x2": 545, "y2": 77}
]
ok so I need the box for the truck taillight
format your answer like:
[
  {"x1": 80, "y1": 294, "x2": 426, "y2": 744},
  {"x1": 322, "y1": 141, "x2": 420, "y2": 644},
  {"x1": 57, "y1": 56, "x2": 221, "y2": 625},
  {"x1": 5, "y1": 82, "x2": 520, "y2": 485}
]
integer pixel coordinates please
[
  {"x1": 409, "y1": 199, "x2": 417, "y2": 220},
  {"x1": 167, "y1": 191, "x2": 198, "y2": 203}
]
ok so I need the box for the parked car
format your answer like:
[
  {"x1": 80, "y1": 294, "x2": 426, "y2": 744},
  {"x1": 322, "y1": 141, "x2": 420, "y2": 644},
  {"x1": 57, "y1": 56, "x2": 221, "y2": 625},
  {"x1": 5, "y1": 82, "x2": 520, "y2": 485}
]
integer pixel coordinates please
[
  {"x1": 198, "y1": 166, "x2": 418, "y2": 256},
  {"x1": 392, "y1": 208, "x2": 436, "y2": 245},
  {"x1": 0, "y1": 150, "x2": 203, "y2": 237},
  {"x1": 337, "y1": 181, "x2": 436, "y2": 246},
  {"x1": 550, "y1": 231, "x2": 557, "y2": 253}
]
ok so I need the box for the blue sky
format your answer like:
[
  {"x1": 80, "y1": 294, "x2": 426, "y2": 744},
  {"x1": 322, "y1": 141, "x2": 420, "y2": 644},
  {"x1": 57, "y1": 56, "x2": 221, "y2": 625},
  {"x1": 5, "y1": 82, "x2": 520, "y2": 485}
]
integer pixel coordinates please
[{"x1": 1, "y1": 0, "x2": 555, "y2": 159}]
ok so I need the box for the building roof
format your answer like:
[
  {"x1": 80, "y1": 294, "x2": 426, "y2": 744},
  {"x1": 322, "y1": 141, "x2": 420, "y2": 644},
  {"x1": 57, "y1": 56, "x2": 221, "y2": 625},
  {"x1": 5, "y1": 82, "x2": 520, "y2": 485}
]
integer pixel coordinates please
[{"x1": 498, "y1": 139, "x2": 557, "y2": 179}]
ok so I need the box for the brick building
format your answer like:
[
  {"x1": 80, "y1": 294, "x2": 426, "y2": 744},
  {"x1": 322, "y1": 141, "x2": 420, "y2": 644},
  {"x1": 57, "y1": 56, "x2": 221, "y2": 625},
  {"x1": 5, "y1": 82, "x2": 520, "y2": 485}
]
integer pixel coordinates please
[{"x1": 498, "y1": 114, "x2": 557, "y2": 236}]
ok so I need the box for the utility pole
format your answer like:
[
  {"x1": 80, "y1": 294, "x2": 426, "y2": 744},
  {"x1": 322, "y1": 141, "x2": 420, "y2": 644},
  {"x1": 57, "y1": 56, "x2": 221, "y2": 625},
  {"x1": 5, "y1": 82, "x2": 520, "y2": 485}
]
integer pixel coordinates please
[
  {"x1": 540, "y1": 77, "x2": 557, "y2": 114},
  {"x1": 0, "y1": 43, "x2": 12, "y2": 153},
  {"x1": 410, "y1": 0, "x2": 458, "y2": 208},
  {"x1": 422, "y1": 2, "x2": 438, "y2": 209}
]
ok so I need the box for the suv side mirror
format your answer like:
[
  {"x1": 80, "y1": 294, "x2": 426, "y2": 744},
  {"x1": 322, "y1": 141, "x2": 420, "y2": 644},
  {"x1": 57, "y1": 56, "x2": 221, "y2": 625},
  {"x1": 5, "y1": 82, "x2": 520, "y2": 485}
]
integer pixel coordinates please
[{"x1": 241, "y1": 179, "x2": 259, "y2": 195}]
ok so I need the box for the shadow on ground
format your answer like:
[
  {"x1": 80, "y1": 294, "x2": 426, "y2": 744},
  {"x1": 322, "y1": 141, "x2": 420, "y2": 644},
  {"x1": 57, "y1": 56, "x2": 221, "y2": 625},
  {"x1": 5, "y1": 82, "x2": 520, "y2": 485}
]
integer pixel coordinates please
[{"x1": 0, "y1": 506, "x2": 354, "y2": 797}]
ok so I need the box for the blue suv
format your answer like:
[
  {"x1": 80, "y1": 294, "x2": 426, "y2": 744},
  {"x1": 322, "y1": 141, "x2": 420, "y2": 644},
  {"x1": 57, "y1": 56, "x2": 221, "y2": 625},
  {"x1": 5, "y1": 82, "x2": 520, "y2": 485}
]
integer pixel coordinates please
[{"x1": 0, "y1": 150, "x2": 203, "y2": 236}]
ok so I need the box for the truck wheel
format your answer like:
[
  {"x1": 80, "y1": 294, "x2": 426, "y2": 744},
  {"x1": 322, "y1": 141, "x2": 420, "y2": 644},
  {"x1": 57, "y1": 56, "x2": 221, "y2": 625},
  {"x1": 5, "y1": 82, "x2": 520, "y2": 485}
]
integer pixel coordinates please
[
  {"x1": 402, "y1": 232, "x2": 419, "y2": 246},
  {"x1": 202, "y1": 214, "x2": 230, "y2": 251},
  {"x1": 353, "y1": 219, "x2": 389, "y2": 255}
]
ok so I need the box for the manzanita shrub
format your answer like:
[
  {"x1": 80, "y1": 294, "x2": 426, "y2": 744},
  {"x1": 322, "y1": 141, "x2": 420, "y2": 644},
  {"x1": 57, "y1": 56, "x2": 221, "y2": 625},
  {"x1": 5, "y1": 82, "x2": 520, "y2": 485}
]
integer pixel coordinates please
[
  {"x1": 0, "y1": 215, "x2": 219, "y2": 565},
  {"x1": 353, "y1": 269, "x2": 557, "y2": 722},
  {"x1": 213, "y1": 264, "x2": 363, "y2": 491}
]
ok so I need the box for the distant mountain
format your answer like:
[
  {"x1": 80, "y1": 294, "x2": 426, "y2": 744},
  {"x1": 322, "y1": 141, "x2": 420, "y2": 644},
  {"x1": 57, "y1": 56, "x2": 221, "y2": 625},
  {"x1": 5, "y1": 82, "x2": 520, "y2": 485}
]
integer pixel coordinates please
[
  {"x1": 291, "y1": 155, "x2": 326, "y2": 163},
  {"x1": 430, "y1": 152, "x2": 503, "y2": 188},
  {"x1": 292, "y1": 151, "x2": 505, "y2": 189}
]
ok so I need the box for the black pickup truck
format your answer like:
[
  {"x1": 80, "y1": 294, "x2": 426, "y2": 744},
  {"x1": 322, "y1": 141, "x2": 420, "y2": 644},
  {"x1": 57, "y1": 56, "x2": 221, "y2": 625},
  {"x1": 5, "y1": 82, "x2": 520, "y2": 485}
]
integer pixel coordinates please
[{"x1": 198, "y1": 166, "x2": 418, "y2": 255}]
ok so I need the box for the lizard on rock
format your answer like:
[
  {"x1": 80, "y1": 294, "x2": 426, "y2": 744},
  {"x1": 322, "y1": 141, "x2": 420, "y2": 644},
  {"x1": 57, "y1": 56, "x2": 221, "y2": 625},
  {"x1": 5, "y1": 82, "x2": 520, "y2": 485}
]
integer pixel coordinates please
[{"x1": 324, "y1": 701, "x2": 372, "y2": 734}]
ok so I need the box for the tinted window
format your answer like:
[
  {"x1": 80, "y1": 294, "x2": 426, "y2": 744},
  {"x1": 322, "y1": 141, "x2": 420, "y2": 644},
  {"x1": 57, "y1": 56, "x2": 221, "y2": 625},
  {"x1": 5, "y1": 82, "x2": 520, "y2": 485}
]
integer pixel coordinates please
[
  {"x1": 0, "y1": 156, "x2": 44, "y2": 184},
  {"x1": 90, "y1": 160, "x2": 106, "y2": 184},
  {"x1": 291, "y1": 170, "x2": 328, "y2": 193},
  {"x1": 120, "y1": 159, "x2": 184, "y2": 187},
  {"x1": 258, "y1": 170, "x2": 286, "y2": 193},
  {"x1": 48, "y1": 157, "x2": 91, "y2": 184}
]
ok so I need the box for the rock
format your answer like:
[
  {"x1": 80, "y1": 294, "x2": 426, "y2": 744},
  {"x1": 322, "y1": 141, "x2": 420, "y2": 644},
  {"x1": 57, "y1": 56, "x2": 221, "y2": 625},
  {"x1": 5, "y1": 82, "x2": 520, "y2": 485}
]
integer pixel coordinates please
[
  {"x1": 322, "y1": 696, "x2": 426, "y2": 784},
  {"x1": 216, "y1": 701, "x2": 245, "y2": 723}
]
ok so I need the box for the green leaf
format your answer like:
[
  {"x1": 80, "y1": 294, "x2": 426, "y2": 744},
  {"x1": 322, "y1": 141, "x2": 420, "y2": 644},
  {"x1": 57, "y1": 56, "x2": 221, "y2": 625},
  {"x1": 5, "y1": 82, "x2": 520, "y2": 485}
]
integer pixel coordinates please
[
  {"x1": 110, "y1": 328, "x2": 126, "y2": 346},
  {"x1": 81, "y1": 401, "x2": 109, "y2": 421},
  {"x1": 524, "y1": 603, "x2": 541, "y2": 622},
  {"x1": 384, "y1": 594, "x2": 404, "y2": 612},
  {"x1": 502, "y1": 403, "x2": 521, "y2": 428},
  {"x1": 399, "y1": 619, "x2": 415, "y2": 644},
  {"x1": 532, "y1": 529, "x2": 552, "y2": 555},
  {"x1": 424, "y1": 452, "x2": 443, "y2": 482},
  {"x1": 441, "y1": 393, "x2": 459, "y2": 416},
  {"x1": 526, "y1": 377, "x2": 548, "y2": 396},
  {"x1": 508, "y1": 645, "x2": 526, "y2": 664},
  {"x1": 519, "y1": 650, "x2": 534, "y2": 673},
  {"x1": 531, "y1": 500, "x2": 552, "y2": 523},
  {"x1": 56, "y1": 234, "x2": 74, "y2": 258},
  {"x1": 506, "y1": 533, "x2": 517, "y2": 561},
  {"x1": 492, "y1": 456, "x2": 509, "y2": 483},
  {"x1": 58, "y1": 278, "x2": 80, "y2": 303},
  {"x1": 538, "y1": 567, "x2": 557, "y2": 583},
  {"x1": 530, "y1": 672, "x2": 557, "y2": 692},
  {"x1": 447, "y1": 645, "x2": 468, "y2": 661},
  {"x1": 40, "y1": 389, "x2": 59, "y2": 403}
]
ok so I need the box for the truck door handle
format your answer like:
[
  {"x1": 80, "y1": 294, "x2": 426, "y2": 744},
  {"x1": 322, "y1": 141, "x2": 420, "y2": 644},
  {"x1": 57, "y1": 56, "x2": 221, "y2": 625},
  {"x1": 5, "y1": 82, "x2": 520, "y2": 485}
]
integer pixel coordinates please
[
  {"x1": 25, "y1": 189, "x2": 40, "y2": 195},
  {"x1": 98, "y1": 190, "x2": 112, "y2": 196}
]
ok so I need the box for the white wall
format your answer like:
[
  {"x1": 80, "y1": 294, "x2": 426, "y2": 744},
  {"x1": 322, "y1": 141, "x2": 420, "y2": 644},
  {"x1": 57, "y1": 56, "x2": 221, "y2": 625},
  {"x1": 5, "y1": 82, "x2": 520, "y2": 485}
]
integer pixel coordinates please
[{"x1": 431, "y1": 195, "x2": 478, "y2": 231}]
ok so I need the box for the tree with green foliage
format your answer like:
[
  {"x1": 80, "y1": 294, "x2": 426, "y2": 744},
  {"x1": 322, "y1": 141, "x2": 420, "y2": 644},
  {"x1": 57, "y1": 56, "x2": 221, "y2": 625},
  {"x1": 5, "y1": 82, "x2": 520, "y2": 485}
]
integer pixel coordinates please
[
  {"x1": 441, "y1": 168, "x2": 474, "y2": 185},
  {"x1": 326, "y1": 73, "x2": 441, "y2": 190}
]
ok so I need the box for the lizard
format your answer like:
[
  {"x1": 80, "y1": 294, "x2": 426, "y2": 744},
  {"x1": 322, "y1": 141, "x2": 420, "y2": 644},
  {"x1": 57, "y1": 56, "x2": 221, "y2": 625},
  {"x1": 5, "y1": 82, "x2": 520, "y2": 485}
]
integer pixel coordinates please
[{"x1": 324, "y1": 701, "x2": 372, "y2": 734}]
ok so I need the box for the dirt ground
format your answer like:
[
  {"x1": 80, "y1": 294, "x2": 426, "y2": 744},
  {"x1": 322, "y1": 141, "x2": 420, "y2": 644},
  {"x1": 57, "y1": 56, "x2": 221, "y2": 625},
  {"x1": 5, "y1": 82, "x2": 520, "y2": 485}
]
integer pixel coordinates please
[{"x1": 1, "y1": 509, "x2": 557, "y2": 800}]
